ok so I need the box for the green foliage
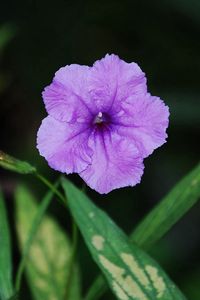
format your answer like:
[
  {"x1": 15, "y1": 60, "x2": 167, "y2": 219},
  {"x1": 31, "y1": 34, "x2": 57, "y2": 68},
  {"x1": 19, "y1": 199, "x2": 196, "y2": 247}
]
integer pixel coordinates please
[
  {"x1": 0, "y1": 151, "x2": 36, "y2": 175},
  {"x1": 15, "y1": 185, "x2": 81, "y2": 300},
  {"x1": 62, "y1": 177, "x2": 186, "y2": 300},
  {"x1": 85, "y1": 162, "x2": 200, "y2": 300},
  {"x1": 15, "y1": 182, "x2": 59, "y2": 292},
  {"x1": 0, "y1": 190, "x2": 14, "y2": 300},
  {"x1": 131, "y1": 163, "x2": 200, "y2": 249}
]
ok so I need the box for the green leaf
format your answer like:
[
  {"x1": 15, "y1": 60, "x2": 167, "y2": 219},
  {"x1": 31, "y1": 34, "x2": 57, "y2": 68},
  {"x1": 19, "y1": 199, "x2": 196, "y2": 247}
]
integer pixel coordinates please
[
  {"x1": 62, "y1": 177, "x2": 186, "y2": 300},
  {"x1": 15, "y1": 182, "x2": 59, "y2": 292},
  {"x1": 15, "y1": 185, "x2": 81, "y2": 300},
  {"x1": 85, "y1": 162, "x2": 200, "y2": 300},
  {"x1": 0, "y1": 151, "x2": 36, "y2": 174},
  {"x1": 0, "y1": 190, "x2": 14, "y2": 300},
  {"x1": 131, "y1": 163, "x2": 200, "y2": 249}
]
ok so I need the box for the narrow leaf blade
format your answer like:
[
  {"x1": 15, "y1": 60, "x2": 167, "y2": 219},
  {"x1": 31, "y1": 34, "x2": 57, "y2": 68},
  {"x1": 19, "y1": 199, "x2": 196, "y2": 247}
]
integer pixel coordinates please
[
  {"x1": 15, "y1": 185, "x2": 81, "y2": 300},
  {"x1": 62, "y1": 178, "x2": 186, "y2": 300},
  {"x1": 0, "y1": 151, "x2": 36, "y2": 174},
  {"x1": 132, "y1": 163, "x2": 200, "y2": 249},
  {"x1": 0, "y1": 190, "x2": 14, "y2": 300}
]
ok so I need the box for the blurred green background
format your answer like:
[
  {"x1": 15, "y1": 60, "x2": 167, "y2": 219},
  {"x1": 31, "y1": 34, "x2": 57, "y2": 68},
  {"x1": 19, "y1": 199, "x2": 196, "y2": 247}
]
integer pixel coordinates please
[{"x1": 0, "y1": 0, "x2": 200, "y2": 299}]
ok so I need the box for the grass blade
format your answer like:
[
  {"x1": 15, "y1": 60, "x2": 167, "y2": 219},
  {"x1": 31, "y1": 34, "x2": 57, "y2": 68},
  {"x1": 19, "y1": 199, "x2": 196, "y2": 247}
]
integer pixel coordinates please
[
  {"x1": 131, "y1": 163, "x2": 200, "y2": 248},
  {"x1": 0, "y1": 189, "x2": 14, "y2": 300}
]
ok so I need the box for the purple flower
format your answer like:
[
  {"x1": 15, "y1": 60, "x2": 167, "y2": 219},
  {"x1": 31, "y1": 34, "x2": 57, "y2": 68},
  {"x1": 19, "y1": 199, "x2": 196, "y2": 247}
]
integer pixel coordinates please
[{"x1": 37, "y1": 54, "x2": 169, "y2": 194}]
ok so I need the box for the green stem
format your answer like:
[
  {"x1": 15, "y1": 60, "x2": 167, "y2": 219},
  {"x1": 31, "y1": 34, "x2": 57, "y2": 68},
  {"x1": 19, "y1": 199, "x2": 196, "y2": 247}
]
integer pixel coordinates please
[
  {"x1": 64, "y1": 219, "x2": 78, "y2": 299},
  {"x1": 36, "y1": 173, "x2": 66, "y2": 205}
]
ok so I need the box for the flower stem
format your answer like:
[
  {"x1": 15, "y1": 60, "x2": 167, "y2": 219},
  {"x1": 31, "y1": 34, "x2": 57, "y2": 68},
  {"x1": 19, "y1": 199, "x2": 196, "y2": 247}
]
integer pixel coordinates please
[{"x1": 35, "y1": 172, "x2": 66, "y2": 205}]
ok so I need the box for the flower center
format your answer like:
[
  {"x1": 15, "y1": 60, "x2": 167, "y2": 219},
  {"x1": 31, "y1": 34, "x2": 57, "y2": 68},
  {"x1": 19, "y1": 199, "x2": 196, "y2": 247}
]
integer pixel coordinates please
[
  {"x1": 94, "y1": 112, "x2": 104, "y2": 124},
  {"x1": 93, "y1": 112, "x2": 110, "y2": 129}
]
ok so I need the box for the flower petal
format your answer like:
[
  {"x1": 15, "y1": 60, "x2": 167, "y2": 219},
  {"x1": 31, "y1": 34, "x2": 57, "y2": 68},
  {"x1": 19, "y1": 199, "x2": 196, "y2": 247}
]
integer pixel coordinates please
[
  {"x1": 42, "y1": 64, "x2": 96, "y2": 122},
  {"x1": 88, "y1": 54, "x2": 147, "y2": 112},
  {"x1": 113, "y1": 94, "x2": 170, "y2": 157},
  {"x1": 36, "y1": 116, "x2": 92, "y2": 173},
  {"x1": 80, "y1": 130, "x2": 144, "y2": 194}
]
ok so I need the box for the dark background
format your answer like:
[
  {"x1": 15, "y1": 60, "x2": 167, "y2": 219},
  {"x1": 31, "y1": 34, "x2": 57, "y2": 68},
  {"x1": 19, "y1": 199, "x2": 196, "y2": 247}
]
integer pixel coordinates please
[{"x1": 0, "y1": 0, "x2": 200, "y2": 299}]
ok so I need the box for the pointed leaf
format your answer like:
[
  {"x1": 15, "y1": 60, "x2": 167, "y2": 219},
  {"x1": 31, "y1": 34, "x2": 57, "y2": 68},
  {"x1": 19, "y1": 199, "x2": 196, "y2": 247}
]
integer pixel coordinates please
[
  {"x1": 0, "y1": 189, "x2": 14, "y2": 300},
  {"x1": 15, "y1": 185, "x2": 81, "y2": 300},
  {"x1": 131, "y1": 163, "x2": 200, "y2": 249},
  {"x1": 85, "y1": 162, "x2": 200, "y2": 300},
  {"x1": 62, "y1": 178, "x2": 186, "y2": 300},
  {"x1": 0, "y1": 151, "x2": 36, "y2": 174}
]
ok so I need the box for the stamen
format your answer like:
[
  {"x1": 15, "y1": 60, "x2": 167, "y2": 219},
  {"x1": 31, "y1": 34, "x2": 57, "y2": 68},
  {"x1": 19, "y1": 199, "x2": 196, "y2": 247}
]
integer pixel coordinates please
[
  {"x1": 98, "y1": 112, "x2": 103, "y2": 118},
  {"x1": 94, "y1": 112, "x2": 103, "y2": 124},
  {"x1": 93, "y1": 111, "x2": 111, "y2": 128}
]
